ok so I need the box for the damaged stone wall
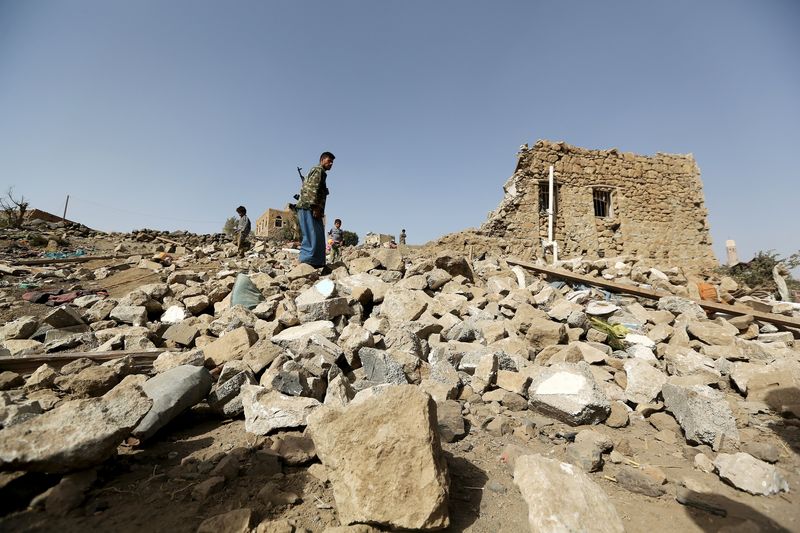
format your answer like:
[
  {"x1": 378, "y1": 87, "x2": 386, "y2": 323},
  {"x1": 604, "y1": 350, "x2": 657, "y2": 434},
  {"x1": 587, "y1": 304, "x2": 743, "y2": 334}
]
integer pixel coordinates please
[{"x1": 482, "y1": 140, "x2": 717, "y2": 270}]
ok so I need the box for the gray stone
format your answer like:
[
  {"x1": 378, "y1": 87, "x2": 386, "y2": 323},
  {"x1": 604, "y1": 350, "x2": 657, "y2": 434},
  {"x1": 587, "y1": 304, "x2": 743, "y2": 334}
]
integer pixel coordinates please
[
  {"x1": 0, "y1": 400, "x2": 43, "y2": 427},
  {"x1": 208, "y1": 368, "x2": 256, "y2": 417},
  {"x1": 436, "y1": 400, "x2": 466, "y2": 442},
  {"x1": 196, "y1": 508, "x2": 252, "y2": 533},
  {"x1": 687, "y1": 321, "x2": 736, "y2": 346},
  {"x1": 525, "y1": 318, "x2": 567, "y2": 352},
  {"x1": 241, "y1": 385, "x2": 321, "y2": 435},
  {"x1": 271, "y1": 321, "x2": 336, "y2": 346},
  {"x1": 380, "y1": 288, "x2": 428, "y2": 322},
  {"x1": 162, "y1": 322, "x2": 200, "y2": 346},
  {"x1": 0, "y1": 316, "x2": 39, "y2": 340},
  {"x1": 528, "y1": 362, "x2": 610, "y2": 425},
  {"x1": 43, "y1": 306, "x2": 86, "y2": 329},
  {"x1": 33, "y1": 469, "x2": 97, "y2": 516},
  {"x1": 132, "y1": 366, "x2": 213, "y2": 441},
  {"x1": 623, "y1": 359, "x2": 667, "y2": 405},
  {"x1": 714, "y1": 452, "x2": 789, "y2": 495},
  {"x1": 471, "y1": 352, "x2": 498, "y2": 393},
  {"x1": 657, "y1": 296, "x2": 706, "y2": 320},
  {"x1": 25, "y1": 364, "x2": 60, "y2": 391},
  {"x1": 152, "y1": 349, "x2": 205, "y2": 373},
  {"x1": 616, "y1": 466, "x2": 666, "y2": 497},
  {"x1": 0, "y1": 371, "x2": 24, "y2": 391},
  {"x1": 183, "y1": 295, "x2": 210, "y2": 314},
  {"x1": 0, "y1": 376, "x2": 152, "y2": 472},
  {"x1": 662, "y1": 383, "x2": 739, "y2": 449},
  {"x1": 58, "y1": 365, "x2": 119, "y2": 397},
  {"x1": 566, "y1": 441, "x2": 603, "y2": 472},
  {"x1": 109, "y1": 305, "x2": 147, "y2": 326},
  {"x1": 513, "y1": 454, "x2": 624, "y2": 533},
  {"x1": 203, "y1": 326, "x2": 258, "y2": 367},
  {"x1": 297, "y1": 296, "x2": 351, "y2": 322},
  {"x1": 358, "y1": 348, "x2": 408, "y2": 385}
]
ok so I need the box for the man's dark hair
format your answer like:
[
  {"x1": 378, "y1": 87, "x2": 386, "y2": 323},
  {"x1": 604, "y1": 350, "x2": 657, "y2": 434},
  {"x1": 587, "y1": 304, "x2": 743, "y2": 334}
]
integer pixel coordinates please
[
  {"x1": 236, "y1": 206, "x2": 246, "y2": 214},
  {"x1": 334, "y1": 218, "x2": 342, "y2": 224},
  {"x1": 320, "y1": 151, "x2": 335, "y2": 162}
]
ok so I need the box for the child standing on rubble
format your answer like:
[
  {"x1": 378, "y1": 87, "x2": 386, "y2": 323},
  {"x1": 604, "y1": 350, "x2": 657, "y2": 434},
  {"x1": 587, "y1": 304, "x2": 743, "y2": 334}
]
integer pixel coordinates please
[
  {"x1": 234, "y1": 206, "x2": 251, "y2": 258},
  {"x1": 327, "y1": 218, "x2": 344, "y2": 263}
]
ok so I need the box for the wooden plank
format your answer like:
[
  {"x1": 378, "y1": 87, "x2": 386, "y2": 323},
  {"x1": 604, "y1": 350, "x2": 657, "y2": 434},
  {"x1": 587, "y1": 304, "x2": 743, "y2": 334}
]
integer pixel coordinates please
[
  {"x1": 507, "y1": 257, "x2": 800, "y2": 329},
  {"x1": 12, "y1": 255, "x2": 117, "y2": 266},
  {"x1": 0, "y1": 350, "x2": 162, "y2": 375},
  {"x1": 155, "y1": 235, "x2": 183, "y2": 247}
]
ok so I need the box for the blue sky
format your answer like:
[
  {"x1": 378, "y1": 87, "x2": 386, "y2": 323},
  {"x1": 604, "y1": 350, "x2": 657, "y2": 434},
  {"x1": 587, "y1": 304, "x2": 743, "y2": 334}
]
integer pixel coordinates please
[{"x1": 1, "y1": 1, "x2": 798, "y2": 265}]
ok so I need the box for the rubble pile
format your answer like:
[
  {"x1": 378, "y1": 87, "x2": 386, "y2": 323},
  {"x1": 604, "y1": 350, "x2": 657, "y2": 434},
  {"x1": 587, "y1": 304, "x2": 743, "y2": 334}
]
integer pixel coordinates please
[{"x1": 0, "y1": 233, "x2": 798, "y2": 532}]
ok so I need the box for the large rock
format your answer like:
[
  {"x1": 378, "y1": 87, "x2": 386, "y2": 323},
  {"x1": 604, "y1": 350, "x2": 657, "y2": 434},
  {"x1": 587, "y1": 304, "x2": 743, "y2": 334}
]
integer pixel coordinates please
[
  {"x1": 623, "y1": 359, "x2": 666, "y2": 405},
  {"x1": 203, "y1": 326, "x2": 258, "y2": 367},
  {"x1": 526, "y1": 318, "x2": 567, "y2": 353},
  {"x1": 0, "y1": 376, "x2": 152, "y2": 472},
  {"x1": 662, "y1": 383, "x2": 739, "y2": 449},
  {"x1": 0, "y1": 316, "x2": 38, "y2": 341},
  {"x1": 687, "y1": 321, "x2": 736, "y2": 346},
  {"x1": 152, "y1": 349, "x2": 205, "y2": 373},
  {"x1": 307, "y1": 385, "x2": 449, "y2": 530},
  {"x1": 358, "y1": 347, "x2": 409, "y2": 385},
  {"x1": 241, "y1": 385, "x2": 321, "y2": 435},
  {"x1": 271, "y1": 321, "x2": 336, "y2": 346},
  {"x1": 713, "y1": 452, "x2": 789, "y2": 496},
  {"x1": 527, "y1": 362, "x2": 610, "y2": 425},
  {"x1": 296, "y1": 280, "x2": 351, "y2": 322},
  {"x1": 58, "y1": 365, "x2": 120, "y2": 397},
  {"x1": 338, "y1": 273, "x2": 389, "y2": 303},
  {"x1": 109, "y1": 305, "x2": 147, "y2": 326},
  {"x1": 380, "y1": 289, "x2": 428, "y2": 322},
  {"x1": 513, "y1": 454, "x2": 624, "y2": 533},
  {"x1": 132, "y1": 365, "x2": 213, "y2": 440},
  {"x1": 162, "y1": 322, "x2": 200, "y2": 346},
  {"x1": 43, "y1": 306, "x2": 86, "y2": 328},
  {"x1": 657, "y1": 296, "x2": 706, "y2": 320}
]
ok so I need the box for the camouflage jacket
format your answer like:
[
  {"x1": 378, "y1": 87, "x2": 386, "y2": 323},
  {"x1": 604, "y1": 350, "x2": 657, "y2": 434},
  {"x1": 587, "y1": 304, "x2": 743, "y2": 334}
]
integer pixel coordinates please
[{"x1": 296, "y1": 165, "x2": 328, "y2": 212}]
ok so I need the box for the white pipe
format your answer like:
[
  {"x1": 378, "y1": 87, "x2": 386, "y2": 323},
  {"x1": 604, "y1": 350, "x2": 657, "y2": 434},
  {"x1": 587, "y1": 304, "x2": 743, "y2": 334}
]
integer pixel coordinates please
[
  {"x1": 548, "y1": 165, "x2": 554, "y2": 245},
  {"x1": 548, "y1": 165, "x2": 558, "y2": 262}
]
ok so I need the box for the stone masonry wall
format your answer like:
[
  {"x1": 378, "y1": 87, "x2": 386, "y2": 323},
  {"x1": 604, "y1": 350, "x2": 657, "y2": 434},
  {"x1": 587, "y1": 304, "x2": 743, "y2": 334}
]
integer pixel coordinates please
[{"x1": 482, "y1": 140, "x2": 717, "y2": 270}]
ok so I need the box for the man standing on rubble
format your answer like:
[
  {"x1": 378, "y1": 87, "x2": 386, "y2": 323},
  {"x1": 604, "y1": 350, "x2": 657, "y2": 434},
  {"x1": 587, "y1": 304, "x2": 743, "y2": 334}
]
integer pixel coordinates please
[{"x1": 296, "y1": 151, "x2": 334, "y2": 267}]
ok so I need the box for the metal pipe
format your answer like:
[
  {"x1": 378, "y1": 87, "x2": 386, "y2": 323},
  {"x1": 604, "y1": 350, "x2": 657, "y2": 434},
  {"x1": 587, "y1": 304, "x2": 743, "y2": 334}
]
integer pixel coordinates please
[{"x1": 548, "y1": 166, "x2": 558, "y2": 261}]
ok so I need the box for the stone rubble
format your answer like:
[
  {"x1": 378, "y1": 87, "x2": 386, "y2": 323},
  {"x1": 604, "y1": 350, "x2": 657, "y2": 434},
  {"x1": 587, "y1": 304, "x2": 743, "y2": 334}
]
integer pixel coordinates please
[{"x1": 0, "y1": 229, "x2": 797, "y2": 531}]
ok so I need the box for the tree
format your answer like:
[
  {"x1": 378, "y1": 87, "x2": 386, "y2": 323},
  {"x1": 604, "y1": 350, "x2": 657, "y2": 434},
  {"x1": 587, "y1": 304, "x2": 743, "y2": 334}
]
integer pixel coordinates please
[
  {"x1": 720, "y1": 249, "x2": 800, "y2": 291},
  {"x1": 0, "y1": 187, "x2": 29, "y2": 228},
  {"x1": 343, "y1": 230, "x2": 359, "y2": 246},
  {"x1": 222, "y1": 217, "x2": 237, "y2": 236}
]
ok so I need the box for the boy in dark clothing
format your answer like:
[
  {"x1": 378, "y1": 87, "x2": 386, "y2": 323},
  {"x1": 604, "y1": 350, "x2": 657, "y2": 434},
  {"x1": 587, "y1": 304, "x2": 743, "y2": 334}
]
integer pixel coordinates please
[
  {"x1": 234, "y1": 206, "x2": 251, "y2": 258},
  {"x1": 328, "y1": 218, "x2": 344, "y2": 263}
]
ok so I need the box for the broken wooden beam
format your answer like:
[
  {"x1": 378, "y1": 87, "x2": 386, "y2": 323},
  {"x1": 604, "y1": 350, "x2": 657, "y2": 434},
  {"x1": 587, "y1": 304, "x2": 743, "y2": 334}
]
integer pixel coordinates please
[
  {"x1": 0, "y1": 350, "x2": 162, "y2": 375},
  {"x1": 154, "y1": 235, "x2": 184, "y2": 247},
  {"x1": 507, "y1": 257, "x2": 800, "y2": 330},
  {"x1": 11, "y1": 255, "x2": 117, "y2": 266}
]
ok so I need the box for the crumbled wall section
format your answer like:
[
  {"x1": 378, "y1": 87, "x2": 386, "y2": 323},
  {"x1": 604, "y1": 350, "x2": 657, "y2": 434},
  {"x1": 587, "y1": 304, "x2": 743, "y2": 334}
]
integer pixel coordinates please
[{"x1": 482, "y1": 140, "x2": 717, "y2": 269}]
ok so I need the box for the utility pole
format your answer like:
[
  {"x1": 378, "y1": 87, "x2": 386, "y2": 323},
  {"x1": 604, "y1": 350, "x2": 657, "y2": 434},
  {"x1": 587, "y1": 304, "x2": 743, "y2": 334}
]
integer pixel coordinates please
[{"x1": 62, "y1": 194, "x2": 70, "y2": 222}]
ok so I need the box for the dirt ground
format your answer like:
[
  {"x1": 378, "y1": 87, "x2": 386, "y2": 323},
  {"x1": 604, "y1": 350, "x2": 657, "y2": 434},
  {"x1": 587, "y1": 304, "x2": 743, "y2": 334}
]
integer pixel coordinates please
[{"x1": 0, "y1": 396, "x2": 797, "y2": 532}]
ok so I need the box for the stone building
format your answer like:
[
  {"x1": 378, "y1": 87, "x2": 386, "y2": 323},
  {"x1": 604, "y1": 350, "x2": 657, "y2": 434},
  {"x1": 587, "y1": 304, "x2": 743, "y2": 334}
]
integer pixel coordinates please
[
  {"x1": 255, "y1": 207, "x2": 294, "y2": 240},
  {"x1": 482, "y1": 140, "x2": 717, "y2": 269}
]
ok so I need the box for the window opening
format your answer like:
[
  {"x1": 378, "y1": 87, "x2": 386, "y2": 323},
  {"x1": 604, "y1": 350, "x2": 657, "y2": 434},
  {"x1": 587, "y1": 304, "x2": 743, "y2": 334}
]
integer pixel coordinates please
[
  {"x1": 275, "y1": 216, "x2": 283, "y2": 228},
  {"x1": 593, "y1": 189, "x2": 612, "y2": 217},
  {"x1": 538, "y1": 181, "x2": 559, "y2": 214}
]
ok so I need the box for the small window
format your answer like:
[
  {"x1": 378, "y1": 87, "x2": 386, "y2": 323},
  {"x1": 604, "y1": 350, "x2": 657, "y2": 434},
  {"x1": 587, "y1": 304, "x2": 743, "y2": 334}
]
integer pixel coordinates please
[
  {"x1": 538, "y1": 181, "x2": 559, "y2": 214},
  {"x1": 275, "y1": 216, "x2": 283, "y2": 228},
  {"x1": 593, "y1": 189, "x2": 612, "y2": 217}
]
